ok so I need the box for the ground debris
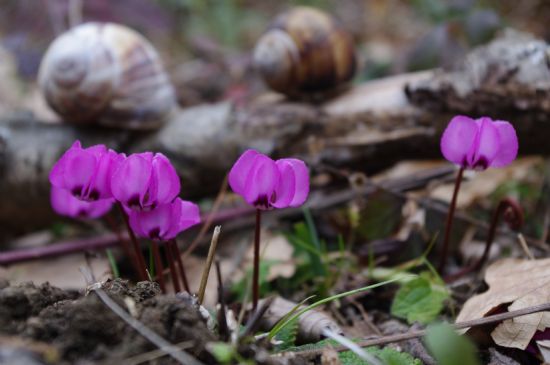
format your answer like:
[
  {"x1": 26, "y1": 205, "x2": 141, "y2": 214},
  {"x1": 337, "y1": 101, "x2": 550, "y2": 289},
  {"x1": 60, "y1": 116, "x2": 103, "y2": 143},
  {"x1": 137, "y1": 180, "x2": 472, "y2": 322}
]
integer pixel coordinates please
[{"x1": 0, "y1": 279, "x2": 215, "y2": 364}]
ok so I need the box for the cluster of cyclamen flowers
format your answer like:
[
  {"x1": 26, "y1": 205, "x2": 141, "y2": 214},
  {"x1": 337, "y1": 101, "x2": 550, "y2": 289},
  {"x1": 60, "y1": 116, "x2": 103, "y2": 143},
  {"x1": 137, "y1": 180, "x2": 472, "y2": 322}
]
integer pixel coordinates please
[
  {"x1": 49, "y1": 141, "x2": 200, "y2": 240},
  {"x1": 49, "y1": 141, "x2": 311, "y2": 300}
]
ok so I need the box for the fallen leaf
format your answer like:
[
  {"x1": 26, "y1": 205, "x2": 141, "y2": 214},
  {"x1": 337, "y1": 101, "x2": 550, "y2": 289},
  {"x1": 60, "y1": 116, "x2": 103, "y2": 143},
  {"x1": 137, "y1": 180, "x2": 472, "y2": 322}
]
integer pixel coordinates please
[
  {"x1": 456, "y1": 258, "x2": 550, "y2": 349},
  {"x1": 431, "y1": 157, "x2": 541, "y2": 208},
  {"x1": 0, "y1": 253, "x2": 110, "y2": 289}
]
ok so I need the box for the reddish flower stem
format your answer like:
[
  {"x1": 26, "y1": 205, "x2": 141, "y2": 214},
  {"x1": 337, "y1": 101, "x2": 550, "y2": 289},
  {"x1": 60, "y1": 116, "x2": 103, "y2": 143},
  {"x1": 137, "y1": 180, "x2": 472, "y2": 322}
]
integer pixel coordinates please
[
  {"x1": 438, "y1": 167, "x2": 465, "y2": 273},
  {"x1": 445, "y1": 198, "x2": 523, "y2": 282},
  {"x1": 164, "y1": 241, "x2": 181, "y2": 292},
  {"x1": 170, "y1": 240, "x2": 190, "y2": 293},
  {"x1": 252, "y1": 209, "x2": 262, "y2": 311},
  {"x1": 152, "y1": 242, "x2": 166, "y2": 293},
  {"x1": 104, "y1": 213, "x2": 141, "y2": 279},
  {"x1": 117, "y1": 203, "x2": 148, "y2": 281}
]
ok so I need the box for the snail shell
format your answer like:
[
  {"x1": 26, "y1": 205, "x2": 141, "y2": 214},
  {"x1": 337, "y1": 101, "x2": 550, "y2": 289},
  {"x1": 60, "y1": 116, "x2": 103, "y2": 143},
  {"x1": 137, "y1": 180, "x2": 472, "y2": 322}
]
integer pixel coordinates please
[
  {"x1": 253, "y1": 6, "x2": 356, "y2": 99},
  {"x1": 38, "y1": 22, "x2": 176, "y2": 129}
]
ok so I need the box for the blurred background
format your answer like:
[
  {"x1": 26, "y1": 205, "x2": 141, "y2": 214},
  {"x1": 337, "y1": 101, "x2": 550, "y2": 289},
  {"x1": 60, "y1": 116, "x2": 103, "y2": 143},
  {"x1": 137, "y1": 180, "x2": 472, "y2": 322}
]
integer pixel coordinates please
[{"x1": 1, "y1": 0, "x2": 550, "y2": 113}]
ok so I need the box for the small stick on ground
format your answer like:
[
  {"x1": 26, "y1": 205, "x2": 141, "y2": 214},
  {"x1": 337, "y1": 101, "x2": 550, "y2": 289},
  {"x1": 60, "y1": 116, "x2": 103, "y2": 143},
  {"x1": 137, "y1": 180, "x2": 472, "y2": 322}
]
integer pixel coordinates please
[
  {"x1": 198, "y1": 226, "x2": 221, "y2": 304},
  {"x1": 79, "y1": 268, "x2": 205, "y2": 365},
  {"x1": 517, "y1": 233, "x2": 534, "y2": 260},
  {"x1": 284, "y1": 301, "x2": 550, "y2": 359},
  {"x1": 183, "y1": 175, "x2": 228, "y2": 259}
]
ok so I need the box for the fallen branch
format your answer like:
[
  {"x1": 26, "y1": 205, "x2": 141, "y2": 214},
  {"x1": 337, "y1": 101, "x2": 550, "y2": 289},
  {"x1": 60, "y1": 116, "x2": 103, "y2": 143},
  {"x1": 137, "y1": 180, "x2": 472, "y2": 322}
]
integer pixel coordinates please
[{"x1": 283, "y1": 301, "x2": 550, "y2": 359}]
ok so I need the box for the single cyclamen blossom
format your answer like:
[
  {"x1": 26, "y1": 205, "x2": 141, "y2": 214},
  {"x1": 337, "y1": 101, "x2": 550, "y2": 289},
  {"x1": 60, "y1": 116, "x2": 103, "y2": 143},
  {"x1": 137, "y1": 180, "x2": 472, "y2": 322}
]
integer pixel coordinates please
[
  {"x1": 111, "y1": 152, "x2": 180, "y2": 211},
  {"x1": 440, "y1": 116, "x2": 518, "y2": 170},
  {"x1": 129, "y1": 198, "x2": 200, "y2": 241},
  {"x1": 51, "y1": 186, "x2": 113, "y2": 219},
  {"x1": 50, "y1": 140, "x2": 123, "y2": 201},
  {"x1": 229, "y1": 149, "x2": 309, "y2": 210}
]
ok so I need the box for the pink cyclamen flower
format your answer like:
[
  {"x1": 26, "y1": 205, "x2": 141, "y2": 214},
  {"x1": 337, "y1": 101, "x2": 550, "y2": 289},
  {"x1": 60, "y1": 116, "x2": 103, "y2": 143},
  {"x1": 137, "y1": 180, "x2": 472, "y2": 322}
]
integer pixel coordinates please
[
  {"x1": 441, "y1": 116, "x2": 518, "y2": 170},
  {"x1": 111, "y1": 152, "x2": 180, "y2": 211},
  {"x1": 129, "y1": 198, "x2": 200, "y2": 241},
  {"x1": 51, "y1": 186, "x2": 113, "y2": 219},
  {"x1": 228, "y1": 149, "x2": 309, "y2": 210},
  {"x1": 49, "y1": 140, "x2": 123, "y2": 202}
]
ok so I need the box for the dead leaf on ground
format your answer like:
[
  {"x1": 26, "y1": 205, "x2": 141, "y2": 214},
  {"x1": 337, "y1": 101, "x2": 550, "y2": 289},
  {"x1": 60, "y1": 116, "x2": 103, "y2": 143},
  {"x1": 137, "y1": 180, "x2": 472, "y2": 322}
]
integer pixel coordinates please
[
  {"x1": 456, "y1": 257, "x2": 550, "y2": 349},
  {"x1": 431, "y1": 157, "x2": 541, "y2": 208},
  {"x1": 0, "y1": 253, "x2": 110, "y2": 289}
]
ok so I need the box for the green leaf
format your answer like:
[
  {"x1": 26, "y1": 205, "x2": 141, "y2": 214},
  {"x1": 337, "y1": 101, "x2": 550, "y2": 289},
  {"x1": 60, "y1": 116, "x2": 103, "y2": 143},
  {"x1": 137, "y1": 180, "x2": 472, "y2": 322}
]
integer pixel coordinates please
[
  {"x1": 391, "y1": 276, "x2": 448, "y2": 324},
  {"x1": 424, "y1": 323, "x2": 481, "y2": 365},
  {"x1": 274, "y1": 317, "x2": 299, "y2": 351},
  {"x1": 207, "y1": 342, "x2": 234, "y2": 364}
]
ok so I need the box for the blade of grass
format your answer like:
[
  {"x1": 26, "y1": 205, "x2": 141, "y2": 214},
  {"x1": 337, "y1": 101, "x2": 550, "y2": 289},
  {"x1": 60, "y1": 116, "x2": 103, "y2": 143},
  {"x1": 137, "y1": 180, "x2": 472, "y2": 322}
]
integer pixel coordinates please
[
  {"x1": 268, "y1": 278, "x2": 399, "y2": 340},
  {"x1": 106, "y1": 249, "x2": 120, "y2": 279}
]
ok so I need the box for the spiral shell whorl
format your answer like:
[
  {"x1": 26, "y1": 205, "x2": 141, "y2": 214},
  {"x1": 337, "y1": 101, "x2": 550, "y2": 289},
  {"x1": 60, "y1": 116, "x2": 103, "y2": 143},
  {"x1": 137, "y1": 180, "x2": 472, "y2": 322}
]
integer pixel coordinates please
[
  {"x1": 39, "y1": 22, "x2": 175, "y2": 129},
  {"x1": 253, "y1": 7, "x2": 356, "y2": 98}
]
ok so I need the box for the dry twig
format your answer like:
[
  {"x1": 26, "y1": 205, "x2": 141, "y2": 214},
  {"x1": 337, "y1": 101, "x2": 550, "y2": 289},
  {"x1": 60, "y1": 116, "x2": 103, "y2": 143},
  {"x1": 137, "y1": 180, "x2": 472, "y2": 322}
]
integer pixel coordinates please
[{"x1": 282, "y1": 301, "x2": 550, "y2": 359}]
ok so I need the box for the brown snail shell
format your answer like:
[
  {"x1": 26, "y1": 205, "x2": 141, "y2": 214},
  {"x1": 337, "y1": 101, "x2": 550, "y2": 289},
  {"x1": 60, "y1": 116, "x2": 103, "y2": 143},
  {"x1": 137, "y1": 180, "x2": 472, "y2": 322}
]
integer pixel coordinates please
[
  {"x1": 38, "y1": 22, "x2": 176, "y2": 129},
  {"x1": 253, "y1": 6, "x2": 357, "y2": 99}
]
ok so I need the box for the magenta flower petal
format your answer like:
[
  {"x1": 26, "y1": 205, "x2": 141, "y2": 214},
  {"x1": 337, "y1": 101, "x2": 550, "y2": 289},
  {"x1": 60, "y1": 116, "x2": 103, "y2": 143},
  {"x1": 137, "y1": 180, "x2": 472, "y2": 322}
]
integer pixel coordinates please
[
  {"x1": 62, "y1": 148, "x2": 97, "y2": 199},
  {"x1": 491, "y1": 121, "x2": 518, "y2": 168},
  {"x1": 271, "y1": 161, "x2": 296, "y2": 208},
  {"x1": 243, "y1": 154, "x2": 279, "y2": 209},
  {"x1": 467, "y1": 117, "x2": 500, "y2": 169},
  {"x1": 89, "y1": 149, "x2": 122, "y2": 200},
  {"x1": 111, "y1": 154, "x2": 153, "y2": 209},
  {"x1": 49, "y1": 140, "x2": 81, "y2": 187},
  {"x1": 129, "y1": 198, "x2": 200, "y2": 241},
  {"x1": 440, "y1": 116, "x2": 478, "y2": 166},
  {"x1": 51, "y1": 186, "x2": 112, "y2": 219},
  {"x1": 129, "y1": 203, "x2": 173, "y2": 240},
  {"x1": 151, "y1": 153, "x2": 180, "y2": 206},
  {"x1": 166, "y1": 199, "x2": 201, "y2": 238},
  {"x1": 229, "y1": 150, "x2": 310, "y2": 210},
  {"x1": 278, "y1": 158, "x2": 310, "y2": 207},
  {"x1": 229, "y1": 149, "x2": 260, "y2": 195}
]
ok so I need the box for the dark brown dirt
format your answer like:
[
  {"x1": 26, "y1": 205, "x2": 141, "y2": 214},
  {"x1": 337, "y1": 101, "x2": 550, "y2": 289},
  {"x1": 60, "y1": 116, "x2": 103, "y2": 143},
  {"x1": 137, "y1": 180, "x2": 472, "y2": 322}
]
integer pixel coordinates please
[{"x1": 0, "y1": 279, "x2": 216, "y2": 364}]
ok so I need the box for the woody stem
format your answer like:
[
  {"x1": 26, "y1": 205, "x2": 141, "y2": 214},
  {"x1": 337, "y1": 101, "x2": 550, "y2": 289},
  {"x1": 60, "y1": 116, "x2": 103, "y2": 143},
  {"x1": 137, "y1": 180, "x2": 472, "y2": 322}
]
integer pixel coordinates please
[
  {"x1": 164, "y1": 241, "x2": 180, "y2": 292},
  {"x1": 117, "y1": 203, "x2": 148, "y2": 281},
  {"x1": 152, "y1": 242, "x2": 166, "y2": 293},
  {"x1": 252, "y1": 209, "x2": 262, "y2": 311},
  {"x1": 438, "y1": 167, "x2": 465, "y2": 273},
  {"x1": 170, "y1": 240, "x2": 190, "y2": 293}
]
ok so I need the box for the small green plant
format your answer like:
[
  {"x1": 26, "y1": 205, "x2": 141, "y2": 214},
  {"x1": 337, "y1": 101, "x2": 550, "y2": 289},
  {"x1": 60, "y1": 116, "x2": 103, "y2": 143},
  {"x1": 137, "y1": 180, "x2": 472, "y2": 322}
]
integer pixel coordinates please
[{"x1": 424, "y1": 323, "x2": 481, "y2": 365}]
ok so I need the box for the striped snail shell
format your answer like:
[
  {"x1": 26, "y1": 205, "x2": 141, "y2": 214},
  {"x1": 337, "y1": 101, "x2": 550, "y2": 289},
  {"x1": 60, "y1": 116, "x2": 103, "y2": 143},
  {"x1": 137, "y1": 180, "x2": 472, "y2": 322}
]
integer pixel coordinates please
[
  {"x1": 253, "y1": 6, "x2": 357, "y2": 99},
  {"x1": 38, "y1": 22, "x2": 176, "y2": 129}
]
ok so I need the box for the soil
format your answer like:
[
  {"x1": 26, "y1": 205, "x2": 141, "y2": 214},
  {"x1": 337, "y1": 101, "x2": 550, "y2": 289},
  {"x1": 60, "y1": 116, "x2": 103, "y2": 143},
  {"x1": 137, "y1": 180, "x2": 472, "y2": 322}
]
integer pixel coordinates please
[{"x1": 0, "y1": 279, "x2": 217, "y2": 364}]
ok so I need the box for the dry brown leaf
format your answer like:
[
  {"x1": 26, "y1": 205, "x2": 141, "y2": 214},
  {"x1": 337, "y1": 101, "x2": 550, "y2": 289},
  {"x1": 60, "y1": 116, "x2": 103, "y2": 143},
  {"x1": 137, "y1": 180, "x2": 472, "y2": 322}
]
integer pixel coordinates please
[
  {"x1": 431, "y1": 157, "x2": 541, "y2": 208},
  {"x1": 0, "y1": 253, "x2": 110, "y2": 289},
  {"x1": 456, "y1": 257, "x2": 550, "y2": 349}
]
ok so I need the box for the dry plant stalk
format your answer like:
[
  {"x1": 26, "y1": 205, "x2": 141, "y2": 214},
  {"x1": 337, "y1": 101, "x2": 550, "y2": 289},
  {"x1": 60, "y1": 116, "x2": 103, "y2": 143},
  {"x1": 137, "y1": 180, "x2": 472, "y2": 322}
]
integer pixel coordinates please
[{"x1": 198, "y1": 226, "x2": 221, "y2": 304}]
